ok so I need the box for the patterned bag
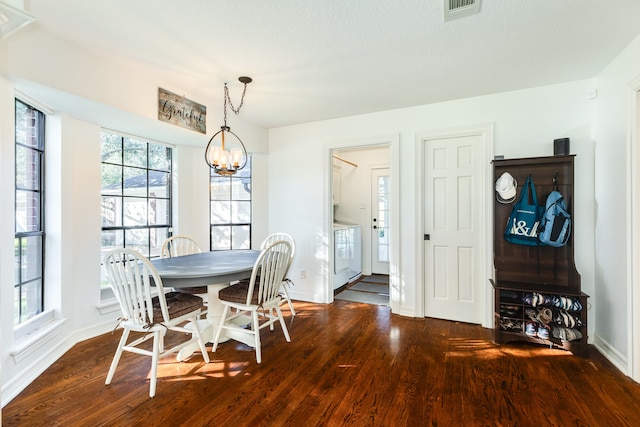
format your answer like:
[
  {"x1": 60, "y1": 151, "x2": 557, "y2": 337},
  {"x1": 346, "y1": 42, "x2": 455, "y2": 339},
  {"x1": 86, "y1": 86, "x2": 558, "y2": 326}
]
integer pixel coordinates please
[{"x1": 504, "y1": 175, "x2": 544, "y2": 246}]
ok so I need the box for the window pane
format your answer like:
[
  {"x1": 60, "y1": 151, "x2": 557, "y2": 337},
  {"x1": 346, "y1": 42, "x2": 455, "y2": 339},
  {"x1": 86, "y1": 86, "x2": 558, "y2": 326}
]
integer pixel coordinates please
[
  {"x1": 15, "y1": 190, "x2": 40, "y2": 233},
  {"x1": 15, "y1": 102, "x2": 43, "y2": 149},
  {"x1": 123, "y1": 137, "x2": 147, "y2": 167},
  {"x1": 149, "y1": 144, "x2": 171, "y2": 171},
  {"x1": 101, "y1": 230, "x2": 124, "y2": 252},
  {"x1": 14, "y1": 286, "x2": 20, "y2": 324},
  {"x1": 125, "y1": 228, "x2": 150, "y2": 256},
  {"x1": 123, "y1": 167, "x2": 147, "y2": 197},
  {"x1": 123, "y1": 197, "x2": 148, "y2": 226},
  {"x1": 101, "y1": 196, "x2": 122, "y2": 227},
  {"x1": 232, "y1": 200, "x2": 251, "y2": 223},
  {"x1": 231, "y1": 177, "x2": 251, "y2": 200},
  {"x1": 378, "y1": 245, "x2": 389, "y2": 263},
  {"x1": 148, "y1": 198, "x2": 169, "y2": 225},
  {"x1": 15, "y1": 145, "x2": 40, "y2": 190},
  {"x1": 21, "y1": 236, "x2": 43, "y2": 282},
  {"x1": 14, "y1": 238, "x2": 20, "y2": 284},
  {"x1": 101, "y1": 133, "x2": 122, "y2": 164},
  {"x1": 210, "y1": 177, "x2": 230, "y2": 200},
  {"x1": 211, "y1": 226, "x2": 231, "y2": 250},
  {"x1": 211, "y1": 200, "x2": 231, "y2": 223},
  {"x1": 19, "y1": 279, "x2": 43, "y2": 323},
  {"x1": 232, "y1": 226, "x2": 251, "y2": 249},
  {"x1": 101, "y1": 164, "x2": 122, "y2": 195},
  {"x1": 150, "y1": 227, "x2": 169, "y2": 258},
  {"x1": 148, "y1": 170, "x2": 169, "y2": 198}
]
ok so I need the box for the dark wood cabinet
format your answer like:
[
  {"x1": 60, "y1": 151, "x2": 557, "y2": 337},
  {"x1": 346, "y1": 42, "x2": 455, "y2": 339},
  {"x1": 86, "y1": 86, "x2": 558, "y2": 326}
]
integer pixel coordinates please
[{"x1": 491, "y1": 155, "x2": 588, "y2": 356}]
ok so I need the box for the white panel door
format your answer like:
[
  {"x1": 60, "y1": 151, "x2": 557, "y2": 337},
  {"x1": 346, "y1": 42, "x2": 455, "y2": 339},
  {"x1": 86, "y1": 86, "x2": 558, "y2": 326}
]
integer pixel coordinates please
[{"x1": 424, "y1": 135, "x2": 483, "y2": 324}]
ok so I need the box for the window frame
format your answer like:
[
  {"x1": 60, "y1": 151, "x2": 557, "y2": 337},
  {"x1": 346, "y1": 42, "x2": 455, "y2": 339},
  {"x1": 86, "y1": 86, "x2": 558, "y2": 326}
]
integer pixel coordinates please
[
  {"x1": 209, "y1": 155, "x2": 252, "y2": 251},
  {"x1": 100, "y1": 131, "x2": 173, "y2": 300},
  {"x1": 14, "y1": 98, "x2": 46, "y2": 326}
]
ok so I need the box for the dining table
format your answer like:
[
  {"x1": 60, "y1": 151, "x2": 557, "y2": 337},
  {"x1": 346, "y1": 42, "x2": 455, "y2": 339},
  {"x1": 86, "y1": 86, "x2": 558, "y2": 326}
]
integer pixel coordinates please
[{"x1": 151, "y1": 249, "x2": 261, "y2": 360}]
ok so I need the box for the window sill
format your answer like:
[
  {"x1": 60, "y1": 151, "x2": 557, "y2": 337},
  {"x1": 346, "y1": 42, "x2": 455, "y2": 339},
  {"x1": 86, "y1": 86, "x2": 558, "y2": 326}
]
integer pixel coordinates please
[
  {"x1": 10, "y1": 313, "x2": 68, "y2": 364},
  {"x1": 96, "y1": 297, "x2": 120, "y2": 315}
]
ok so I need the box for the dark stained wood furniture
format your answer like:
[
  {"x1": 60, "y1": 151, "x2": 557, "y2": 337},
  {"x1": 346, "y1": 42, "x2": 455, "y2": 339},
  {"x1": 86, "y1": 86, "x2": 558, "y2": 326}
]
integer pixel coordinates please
[{"x1": 492, "y1": 155, "x2": 588, "y2": 355}]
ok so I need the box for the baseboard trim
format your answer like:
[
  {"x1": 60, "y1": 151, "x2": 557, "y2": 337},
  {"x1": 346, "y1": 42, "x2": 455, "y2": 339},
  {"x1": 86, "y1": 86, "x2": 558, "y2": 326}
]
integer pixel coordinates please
[{"x1": 593, "y1": 333, "x2": 629, "y2": 376}]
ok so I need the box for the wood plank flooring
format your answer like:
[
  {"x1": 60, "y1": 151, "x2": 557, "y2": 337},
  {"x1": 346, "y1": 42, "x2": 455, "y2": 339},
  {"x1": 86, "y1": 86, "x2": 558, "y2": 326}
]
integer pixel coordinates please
[{"x1": 4, "y1": 300, "x2": 640, "y2": 426}]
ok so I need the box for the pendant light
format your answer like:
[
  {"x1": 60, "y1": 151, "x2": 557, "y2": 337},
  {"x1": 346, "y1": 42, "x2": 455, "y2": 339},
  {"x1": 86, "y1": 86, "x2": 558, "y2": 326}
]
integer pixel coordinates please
[{"x1": 205, "y1": 76, "x2": 252, "y2": 175}]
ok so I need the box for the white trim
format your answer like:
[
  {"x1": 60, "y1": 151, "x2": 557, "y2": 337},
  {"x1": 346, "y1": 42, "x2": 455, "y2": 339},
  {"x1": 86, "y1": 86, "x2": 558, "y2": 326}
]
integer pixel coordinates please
[
  {"x1": 15, "y1": 90, "x2": 55, "y2": 115},
  {"x1": 626, "y1": 76, "x2": 640, "y2": 382},
  {"x1": 415, "y1": 123, "x2": 494, "y2": 326},
  {"x1": 10, "y1": 316, "x2": 67, "y2": 364},
  {"x1": 96, "y1": 297, "x2": 121, "y2": 315},
  {"x1": 100, "y1": 127, "x2": 177, "y2": 148},
  {"x1": 594, "y1": 333, "x2": 629, "y2": 376}
]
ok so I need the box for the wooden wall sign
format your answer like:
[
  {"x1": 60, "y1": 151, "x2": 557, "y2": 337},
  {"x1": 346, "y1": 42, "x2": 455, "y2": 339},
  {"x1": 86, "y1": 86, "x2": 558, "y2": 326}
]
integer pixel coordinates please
[{"x1": 158, "y1": 88, "x2": 206, "y2": 134}]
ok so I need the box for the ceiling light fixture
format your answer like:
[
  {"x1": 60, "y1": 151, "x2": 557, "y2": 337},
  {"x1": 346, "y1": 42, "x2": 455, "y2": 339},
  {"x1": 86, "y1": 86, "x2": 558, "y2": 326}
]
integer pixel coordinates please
[{"x1": 205, "y1": 76, "x2": 252, "y2": 176}]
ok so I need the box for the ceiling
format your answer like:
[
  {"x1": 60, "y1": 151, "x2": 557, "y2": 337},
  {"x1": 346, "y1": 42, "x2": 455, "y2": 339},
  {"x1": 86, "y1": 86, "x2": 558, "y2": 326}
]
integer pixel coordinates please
[{"x1": 12, "y1": 0, "x2": 640, "y2": 129}]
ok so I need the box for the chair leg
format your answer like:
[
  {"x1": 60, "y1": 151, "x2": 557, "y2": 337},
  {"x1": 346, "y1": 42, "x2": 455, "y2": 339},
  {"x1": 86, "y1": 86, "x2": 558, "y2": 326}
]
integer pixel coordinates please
[
  {"x1": 105, "y1": 328, "x2": 130, "y2": 385},
  {"x1": 252, "y1": 309, "x2": 262, "y2": 364},
  {"x1": 275, "y1": 305, "x2": 291, "y2": 342},
  {"x1": 149, "y1": 331, "x2": 160, "y2": 398},
  {"x1": 212, "y1": 305, "x2": 230, "y2": 353},
  {"x1": 281, "y1": 284, "x2": 296, "y2": 316},
  {"x1": 191, "y1": 315, "x2": 210, "y2": 363}
]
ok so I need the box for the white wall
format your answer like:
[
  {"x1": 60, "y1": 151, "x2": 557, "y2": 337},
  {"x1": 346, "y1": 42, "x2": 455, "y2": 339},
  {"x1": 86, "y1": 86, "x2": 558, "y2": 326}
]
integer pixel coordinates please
[
  {"x1": 593, "y1": 34, "x2": 640, "y2": 374},
  {"x1": 269, "y1": 79, "x2": 597, "y2": 327}
]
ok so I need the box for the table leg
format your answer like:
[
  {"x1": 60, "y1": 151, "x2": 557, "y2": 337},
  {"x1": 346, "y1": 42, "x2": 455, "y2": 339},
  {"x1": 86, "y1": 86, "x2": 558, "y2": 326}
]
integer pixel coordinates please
[{"x1": 177, "y1": 283, "x2": 229, "y2": 361}]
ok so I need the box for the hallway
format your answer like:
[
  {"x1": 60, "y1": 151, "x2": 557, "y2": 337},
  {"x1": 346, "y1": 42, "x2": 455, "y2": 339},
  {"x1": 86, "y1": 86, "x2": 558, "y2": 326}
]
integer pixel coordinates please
[{"x1": 334, "y1": 274, "x2": 389, "y2": 306}]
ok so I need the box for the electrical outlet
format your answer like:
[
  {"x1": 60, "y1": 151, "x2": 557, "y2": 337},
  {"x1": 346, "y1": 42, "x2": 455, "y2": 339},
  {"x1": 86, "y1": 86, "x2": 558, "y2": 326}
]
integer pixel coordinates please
[{"x1": 300, "y1": 270, "x2": 306, "y2": 279}]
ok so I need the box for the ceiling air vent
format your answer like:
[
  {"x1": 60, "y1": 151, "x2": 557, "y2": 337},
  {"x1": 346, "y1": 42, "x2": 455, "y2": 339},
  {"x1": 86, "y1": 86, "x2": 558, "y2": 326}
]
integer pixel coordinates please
[{"x1": 443, "y1": 0, "x2": 481, "y2": 21}]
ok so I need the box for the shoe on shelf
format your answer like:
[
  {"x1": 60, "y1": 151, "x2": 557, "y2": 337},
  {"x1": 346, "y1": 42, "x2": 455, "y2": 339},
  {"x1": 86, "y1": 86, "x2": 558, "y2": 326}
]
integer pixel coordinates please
[{"x1": 525, "y1": 321, "x2": 538, "y2": 337}]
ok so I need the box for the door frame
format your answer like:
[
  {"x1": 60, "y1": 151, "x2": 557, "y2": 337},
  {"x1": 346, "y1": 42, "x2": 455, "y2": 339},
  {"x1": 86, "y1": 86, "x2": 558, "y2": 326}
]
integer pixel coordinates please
[
  {"x1": 415, "y1": 124, "x2": 494, "y2": 327},
  {"x1": 325, "y1": 135, "x2": 400, "y2": 313}
]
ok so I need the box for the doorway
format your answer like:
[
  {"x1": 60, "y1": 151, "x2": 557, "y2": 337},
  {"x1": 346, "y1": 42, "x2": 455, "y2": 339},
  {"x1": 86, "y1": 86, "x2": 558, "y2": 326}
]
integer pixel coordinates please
[{"x1": 330, "y1": 143, "x2": 394, "y2": 307}]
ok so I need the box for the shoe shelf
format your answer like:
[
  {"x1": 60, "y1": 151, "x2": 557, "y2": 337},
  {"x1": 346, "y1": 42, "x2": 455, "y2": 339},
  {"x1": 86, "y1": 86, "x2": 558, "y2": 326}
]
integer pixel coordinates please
[
  {"x1": 492, "y1": 281, "x2": 589, "y2": 356},
  {"x1": 492, "y1": 155, "x2": 588, "y2": 356}
]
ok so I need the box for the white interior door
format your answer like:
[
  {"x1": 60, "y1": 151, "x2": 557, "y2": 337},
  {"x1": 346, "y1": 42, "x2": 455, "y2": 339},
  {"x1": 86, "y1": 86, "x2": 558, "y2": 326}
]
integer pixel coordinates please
[
  {"x1": 424, "y1": 135, "x2": 482, "y2": 324},
  {"x1": 371, "y1": 168, "x2": 390, "y2": 275}
]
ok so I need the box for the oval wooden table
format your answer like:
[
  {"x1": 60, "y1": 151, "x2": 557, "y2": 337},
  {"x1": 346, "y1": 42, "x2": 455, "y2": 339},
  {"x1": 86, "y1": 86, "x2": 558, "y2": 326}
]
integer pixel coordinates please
[{"x1": 151, "y1": 249, "x2": 261, "y2": 360}]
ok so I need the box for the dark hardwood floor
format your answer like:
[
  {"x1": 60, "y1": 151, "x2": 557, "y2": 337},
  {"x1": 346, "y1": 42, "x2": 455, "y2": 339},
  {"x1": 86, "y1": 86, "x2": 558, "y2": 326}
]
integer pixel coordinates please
[{"x1": 4, "y1": 300, "x2": 640, "y2": 426}]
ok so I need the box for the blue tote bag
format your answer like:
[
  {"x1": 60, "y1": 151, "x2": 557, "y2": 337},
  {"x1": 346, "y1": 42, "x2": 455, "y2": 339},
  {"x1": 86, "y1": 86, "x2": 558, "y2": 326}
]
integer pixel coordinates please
[{"x1": 504, "y1": 175, "x2": 544, "y2": 246}]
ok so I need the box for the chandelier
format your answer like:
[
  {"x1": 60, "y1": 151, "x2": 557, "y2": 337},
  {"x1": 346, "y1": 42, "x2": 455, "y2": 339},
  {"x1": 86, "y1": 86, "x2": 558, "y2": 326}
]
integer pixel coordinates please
[{"x1": 205, "y1": 76, "x2": 252, "y2": 175}]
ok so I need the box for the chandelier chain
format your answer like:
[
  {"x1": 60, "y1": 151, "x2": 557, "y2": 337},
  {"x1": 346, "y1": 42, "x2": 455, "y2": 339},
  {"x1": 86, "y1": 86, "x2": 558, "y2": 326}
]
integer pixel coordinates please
[{"x1": 223, "y1": 82, "x2": 249, "y2": 125}]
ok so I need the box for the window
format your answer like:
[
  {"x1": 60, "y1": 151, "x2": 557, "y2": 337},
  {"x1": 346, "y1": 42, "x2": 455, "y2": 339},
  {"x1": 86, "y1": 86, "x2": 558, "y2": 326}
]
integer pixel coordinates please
[
  {"x1": 14, "y1": 99, "x2": 45, "y2": 325},
  {"x1": 100, "y1": 132, "x2": 172, "y2": 262},
  {"x1": 210, "y1": 156, "x2": 252, "y2": 250}
]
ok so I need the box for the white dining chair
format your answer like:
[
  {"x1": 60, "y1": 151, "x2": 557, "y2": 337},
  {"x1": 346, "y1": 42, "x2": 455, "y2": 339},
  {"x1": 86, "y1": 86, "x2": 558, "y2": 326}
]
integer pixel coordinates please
[
  {"x1": 160, "y1": 235, "x2": 201, "y2": 258},
  {"x1": 103, "y1": 248, "x2": 210, "y2": 398},
  {"x1": 160, "y1": 235, "x2": 208, "y2": 300},
  {"x1": 260, "y1": 232, "x2": 296, "y2": 316},
  {"x1": 212, "y1": 240, "x2": 292, "y2": 363}
]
